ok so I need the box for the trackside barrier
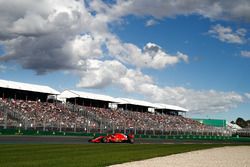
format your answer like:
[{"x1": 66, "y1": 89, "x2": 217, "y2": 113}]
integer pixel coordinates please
[
  {"x1": 1, "y1": 129, "x2": 250, "y2": 143},
  {"x1": 134, "y1": 134, "x2": 250, "y2": 143},
  {"x1": 0, "y1": 129, "x2": 93, "y2": 136}
]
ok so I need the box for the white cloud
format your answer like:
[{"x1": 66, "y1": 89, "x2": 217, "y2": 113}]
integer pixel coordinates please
[
  {"x1": 0, "y1": 0, "x2": 89, "y2": 38},
  {"x1": 0, "y1": 0, "x2": 189, "y2": 73},
  {"x1": 0, "y1": 0, "x2": 93, "y2": 74},
  {"x1": 0, "y1": 64, "x2": 6, "y2": 72},
  {"x1": 75, "y1": 58, "x2": 244, "y2": 114},
  {"x1": 76, "y1": 59, "x2": 127, "y2": 88},
  {"x1": 107, "y1": 39, "x2": 188, "y2": 69},
  {"x1": 146, "y1": 19, "x2": 158, "y2": 27},
  {"x1": 245, "y1": 93, "x2": 250, "y2": 99},
  {"x1": 63, "y1": 34, "x2": 104, "y2": 60},
  {"x1": 208, "y1": 24, "x2": 247, "y2": 44},
  {"x1": 241, "y1": 51, "x2": 250, "y2": 58},
  {"x1": 89, "y1": 0, "x2": 250, "y2": 23},
  {"x1": 138, "y1": 84, "x2": 244, "y2": 113},
  {"x1": 76, "y1": 59, "x2": 154, "y2": 91},
  {"x1": 119, "y1": 69, "x2": 154, "y2": 92}
]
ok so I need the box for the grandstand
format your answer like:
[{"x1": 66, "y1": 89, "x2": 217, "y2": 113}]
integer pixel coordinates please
[{"x1": 0, "y1": 79, "x2": 232, "y2": 136}]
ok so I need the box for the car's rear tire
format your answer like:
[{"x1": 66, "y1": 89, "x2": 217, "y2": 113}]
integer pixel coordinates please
[{"x1": 128, "y1": 137, "x2": 134, "y2": 144}]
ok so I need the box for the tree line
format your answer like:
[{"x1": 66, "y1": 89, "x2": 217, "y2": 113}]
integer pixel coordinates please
[{"x1": 231, "y1": 118, "x2": 250, "y2": 128}]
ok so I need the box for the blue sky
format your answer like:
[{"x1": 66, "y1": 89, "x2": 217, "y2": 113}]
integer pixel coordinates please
[{"x1": 0, "y1": 0, "x2": 250, "y2": 121}]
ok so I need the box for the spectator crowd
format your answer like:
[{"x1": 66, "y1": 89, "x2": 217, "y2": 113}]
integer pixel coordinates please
[{"x1": 0, "y1": 98, "x2": 226, "y2": 135}]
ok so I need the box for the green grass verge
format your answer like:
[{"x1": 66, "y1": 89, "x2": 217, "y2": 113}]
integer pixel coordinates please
[{"x1": 0, "y1": 144, "x2": 244, "y2": 167}]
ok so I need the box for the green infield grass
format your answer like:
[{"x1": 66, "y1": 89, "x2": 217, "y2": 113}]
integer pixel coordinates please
[{"x1": 0, "y1": 144, "x2": 242, "y2": 167}]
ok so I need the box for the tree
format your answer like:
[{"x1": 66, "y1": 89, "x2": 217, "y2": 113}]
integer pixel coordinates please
[
  {"x1": 246, "y1": 120, "x2": 250, "y2": 128},
  {"x1": 236, "y1": 117, "x2": 247, "y2": 128}
]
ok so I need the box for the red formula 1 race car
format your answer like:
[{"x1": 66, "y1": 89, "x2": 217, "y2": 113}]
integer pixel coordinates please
[{"x1": 89, "y1": 133, "x2": 135, "y2": 144}]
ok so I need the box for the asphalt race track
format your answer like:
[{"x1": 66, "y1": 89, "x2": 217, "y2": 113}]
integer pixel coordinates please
[
  {"x1": 0, "y1": 136, "x2": 155, "y2": 144},
  {"x1": 0, "y1": 135, "x2": 244, "y2": 144},
  {"x1": 0, "y1": 136, "x2": 92, "y2": 144},
  {"x1": 0, "y1": 135, "x2": 186, "y2": 144}
]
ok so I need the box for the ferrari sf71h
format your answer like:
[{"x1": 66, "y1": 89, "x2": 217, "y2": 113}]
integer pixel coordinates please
[{"x1": 89, "y1": 133, "x2": 135, "y2": 143}]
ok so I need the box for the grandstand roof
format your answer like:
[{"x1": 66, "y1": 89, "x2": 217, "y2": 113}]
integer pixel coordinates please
[
  {"x1": 117, "y1": 98, "x2": 159, "y2": 108},
  {"x1": 0, "y1": 79, "x2": 60, "y2": 95},
  {"x1": 116, "y1": 98, "x2": 188, "y2": 112},
  {"x1": 155, "y1": 103, "x2": 189, "y2": 112},
  {"x1": 58, "y1": 90, "x2": 188, "y2": 112},
  {"x1": 59, "y1": 90, "x2": 120, "y2": 102}
]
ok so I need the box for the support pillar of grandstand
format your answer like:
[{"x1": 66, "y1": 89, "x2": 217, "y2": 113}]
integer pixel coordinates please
[
  {"x1": 24, "y1": 116, "x2": 28, "y2": 130},
  {"x1": 43, "y1": 118, "x2": 46, "y2": 131},
  {"x1": 134, "y1": 123, "x2": 137, "y2": 135},
  {"x1": 100, "y1": 119, "x2": 103, "y2": 133},
  {"x1": 4, "y1": 107, "x2": 7, "y2": 129},
  {"x1": 123, "y1": 122, "x2": 126, "y2": 134},
  {"x1": 33, "y1": 119, "x2": 36, "y2": 130},
  {"x1": 59, "y1": 116, "x2": 62, "y2": 132},
  {"x1": 74, "y1": 97, "x2": 77, "y2": 112},
  {"x1": 112, "y1": 123, "x2": 115, "y2": 134},
  {"x1": 87, "y1": 120, "x2": 90, "y2": 133},
  {"x1": 82, "y1": 99, "x2": 84, "y2": 106}
]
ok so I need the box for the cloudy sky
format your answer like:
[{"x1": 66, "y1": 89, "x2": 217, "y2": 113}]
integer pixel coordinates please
[{"x1": 0, "y1": 0, "x2": 250, "y2": 121}]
